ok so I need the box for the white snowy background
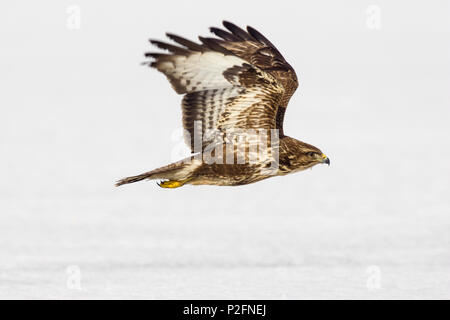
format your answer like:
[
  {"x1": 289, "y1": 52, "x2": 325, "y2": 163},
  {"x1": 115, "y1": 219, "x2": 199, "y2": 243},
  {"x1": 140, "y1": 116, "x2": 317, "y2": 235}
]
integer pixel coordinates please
[{"x1": 1, "y1": 0, "x2": 449, "y2": 299}]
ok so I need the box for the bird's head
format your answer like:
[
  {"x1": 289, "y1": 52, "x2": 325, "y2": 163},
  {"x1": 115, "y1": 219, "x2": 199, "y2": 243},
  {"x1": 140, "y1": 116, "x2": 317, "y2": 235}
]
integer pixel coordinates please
[{"x1": 279, "y1": 138, "x2": 330, "y2": 173}]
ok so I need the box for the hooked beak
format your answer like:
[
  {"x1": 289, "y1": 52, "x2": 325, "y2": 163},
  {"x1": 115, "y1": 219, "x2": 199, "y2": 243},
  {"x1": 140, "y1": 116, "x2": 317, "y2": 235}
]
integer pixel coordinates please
[{"x1": 321, "y1": 154, "x2": 330, "y2": 166}]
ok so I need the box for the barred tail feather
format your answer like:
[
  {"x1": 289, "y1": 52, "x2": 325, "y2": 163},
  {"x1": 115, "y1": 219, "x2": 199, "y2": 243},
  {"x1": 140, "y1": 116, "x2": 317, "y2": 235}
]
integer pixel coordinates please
[{"x1": 115, "y1": 158, "x2": 199, "y2": 187}]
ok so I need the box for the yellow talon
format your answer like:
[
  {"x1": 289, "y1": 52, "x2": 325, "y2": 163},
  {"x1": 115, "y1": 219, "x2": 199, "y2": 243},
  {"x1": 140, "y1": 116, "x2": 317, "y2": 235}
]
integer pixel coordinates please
[{"x1": 157, "y1": 178, "x2": 191, "y2": 188}]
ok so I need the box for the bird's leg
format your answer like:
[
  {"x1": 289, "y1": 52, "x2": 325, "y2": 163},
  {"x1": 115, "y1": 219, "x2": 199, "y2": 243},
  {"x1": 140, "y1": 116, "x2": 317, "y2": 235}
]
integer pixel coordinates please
[{"x1": 157, "y1": 178, "x2": 192, "y2": 189}]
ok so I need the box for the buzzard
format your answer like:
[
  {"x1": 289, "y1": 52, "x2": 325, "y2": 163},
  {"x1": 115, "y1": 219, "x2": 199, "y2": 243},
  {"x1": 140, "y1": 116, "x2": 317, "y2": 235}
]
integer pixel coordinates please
[{"x1": 116, "y1": 21, "x2": 329, "y2": 188}]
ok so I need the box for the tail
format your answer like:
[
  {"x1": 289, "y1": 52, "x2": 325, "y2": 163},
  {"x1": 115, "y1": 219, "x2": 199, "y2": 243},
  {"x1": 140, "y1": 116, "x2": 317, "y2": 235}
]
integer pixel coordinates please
[
  {"x1": 115, "y1": 159, "x2": 197, "y2": 187},
  {"x1": 115, "y1": 172, "x2": 155, "y2": 186}
]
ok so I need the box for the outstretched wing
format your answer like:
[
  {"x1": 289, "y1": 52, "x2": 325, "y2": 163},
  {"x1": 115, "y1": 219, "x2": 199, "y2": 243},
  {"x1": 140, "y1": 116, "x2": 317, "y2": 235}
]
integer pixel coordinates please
[
  {"x1": 206, "y1": 21, "x2": 298, "y2": 137},
  {"x1": 146, "y1": 29, "x2": 284, "y2": 151},
  {"x1": 207, "y1": 21, "x2": 298, "y2": 108}
]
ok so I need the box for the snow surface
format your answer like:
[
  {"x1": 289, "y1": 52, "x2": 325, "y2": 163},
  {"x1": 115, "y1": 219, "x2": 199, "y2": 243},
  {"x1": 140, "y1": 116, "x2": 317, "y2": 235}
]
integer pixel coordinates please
[{"x1": 1, "y1": 1, "x2": 449, "y2": 299}]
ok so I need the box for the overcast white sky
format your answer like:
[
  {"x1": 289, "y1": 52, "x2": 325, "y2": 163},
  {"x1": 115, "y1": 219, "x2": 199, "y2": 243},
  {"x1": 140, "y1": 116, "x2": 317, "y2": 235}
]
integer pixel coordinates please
[{"x1": 0, "y1": 0, "x2": 449, "y2": 299}]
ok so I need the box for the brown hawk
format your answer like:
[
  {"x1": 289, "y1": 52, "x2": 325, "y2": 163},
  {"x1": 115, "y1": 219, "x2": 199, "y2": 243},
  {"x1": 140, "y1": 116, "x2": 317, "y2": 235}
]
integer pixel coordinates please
[{"x1": 116, "y1": 21, "x2": 329, "y2": 188}]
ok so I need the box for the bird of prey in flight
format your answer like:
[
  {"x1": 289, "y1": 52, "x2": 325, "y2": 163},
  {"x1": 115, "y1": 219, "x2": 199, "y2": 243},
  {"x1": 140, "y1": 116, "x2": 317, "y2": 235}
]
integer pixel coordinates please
[{"x1": 116, "y1": 21, "x2": 329, "y2": 188}]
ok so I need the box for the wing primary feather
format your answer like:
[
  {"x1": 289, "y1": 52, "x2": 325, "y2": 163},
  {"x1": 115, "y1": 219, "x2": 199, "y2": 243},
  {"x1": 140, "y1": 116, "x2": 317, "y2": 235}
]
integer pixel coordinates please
[
  {"x1": 149, "y1": 40, "x2": 190, "y2": 55},
  {"x1": 166, "y1": 33, "x2": 205, "y2": 51},
  {"x1": 198, "y1": 37, "x2": 234, "y2": 55},
  {"x1": 222, "y1": 21, "x2": 254, "y2": 40},
  {"x1": 246, "y1": 25, "x2": 275, "y2": 47},
  {"x1": 209, "y1": 27, "x2": 240, "y2": 41},
  {"x1": 144, "y1": 52, "x2": 170, "y2": 68},
  {"x1": 246, "y1": 25, "x2": 283, "y2": 57}
]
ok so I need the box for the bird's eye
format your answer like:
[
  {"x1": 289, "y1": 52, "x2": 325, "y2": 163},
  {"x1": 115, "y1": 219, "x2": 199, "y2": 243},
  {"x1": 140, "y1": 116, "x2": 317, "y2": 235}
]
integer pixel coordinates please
[{"x1": 307, "y1": 152, "x2": 316, "y2": 157}]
